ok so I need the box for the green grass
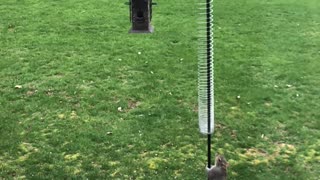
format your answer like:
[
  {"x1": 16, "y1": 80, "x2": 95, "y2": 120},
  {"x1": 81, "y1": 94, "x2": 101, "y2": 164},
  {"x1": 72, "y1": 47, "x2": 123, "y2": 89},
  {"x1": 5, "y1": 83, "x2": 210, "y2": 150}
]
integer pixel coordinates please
[{"x1": 1, "y1": 0, "x2": 319, "y2": 179}]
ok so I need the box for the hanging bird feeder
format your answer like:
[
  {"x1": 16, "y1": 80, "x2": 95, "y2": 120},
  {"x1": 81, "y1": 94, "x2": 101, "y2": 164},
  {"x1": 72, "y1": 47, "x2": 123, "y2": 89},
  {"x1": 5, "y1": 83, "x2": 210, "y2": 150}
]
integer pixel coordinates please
[{"x1": 126, "y1": 0, "x2": 157, "y2": 33}]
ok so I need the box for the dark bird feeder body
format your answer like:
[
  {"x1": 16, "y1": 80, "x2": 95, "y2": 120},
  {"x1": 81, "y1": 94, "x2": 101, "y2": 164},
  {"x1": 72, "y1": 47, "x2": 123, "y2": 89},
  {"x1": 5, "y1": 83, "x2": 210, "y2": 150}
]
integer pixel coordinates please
[{"x1": 127, "y1": 0, "x2": 156, "y2": 33}]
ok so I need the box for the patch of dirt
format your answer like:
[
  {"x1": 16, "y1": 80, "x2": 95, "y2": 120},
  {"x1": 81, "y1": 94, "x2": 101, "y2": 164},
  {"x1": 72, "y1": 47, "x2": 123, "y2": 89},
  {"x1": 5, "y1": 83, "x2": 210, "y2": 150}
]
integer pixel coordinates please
[
  {"x1": 239, "y1": 143, "x2": 297, "y2": 164},
  {"x1": 244, "y1": 148, "x2": 268, "y2": 157},
  {"x1": 192, "y1": 105, "x2": 198, "y2": 112},
  {"x1": 127, "y1": 99, "x2": 141, "y2": 111},
  {"x1": 26, "y1": 90, "x2": 37, "y2": 96}
]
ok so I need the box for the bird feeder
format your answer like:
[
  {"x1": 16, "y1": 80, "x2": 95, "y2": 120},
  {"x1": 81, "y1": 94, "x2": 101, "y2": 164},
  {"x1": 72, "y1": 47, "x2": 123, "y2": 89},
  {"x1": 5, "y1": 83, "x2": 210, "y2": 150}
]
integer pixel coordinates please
[{"x1": 126, "y1": 0, "x2": 156, "y2": 33}]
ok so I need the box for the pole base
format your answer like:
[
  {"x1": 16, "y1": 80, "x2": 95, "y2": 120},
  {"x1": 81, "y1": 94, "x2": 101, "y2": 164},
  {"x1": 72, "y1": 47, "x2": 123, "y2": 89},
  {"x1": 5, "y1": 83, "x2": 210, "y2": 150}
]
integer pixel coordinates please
[
  {"x1": 206, "y1": 166, "x2": 214, "y2": 180},
  {"x1": 206, "y1": 166, "x2": 214, "y2": 172}
]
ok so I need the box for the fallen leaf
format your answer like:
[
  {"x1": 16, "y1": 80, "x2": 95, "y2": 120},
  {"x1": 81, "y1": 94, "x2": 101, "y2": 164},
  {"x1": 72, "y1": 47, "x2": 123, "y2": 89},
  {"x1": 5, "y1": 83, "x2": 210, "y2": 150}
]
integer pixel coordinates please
[
  {"x1": 70, "y1": 111, "x2": 78, "y2": 119},
  {"x1": 58, "y1": 114, "x2": 65, "y2": 119},
  {"x1": 265, "y1": 102, "x2": 272, "y2": 107}
]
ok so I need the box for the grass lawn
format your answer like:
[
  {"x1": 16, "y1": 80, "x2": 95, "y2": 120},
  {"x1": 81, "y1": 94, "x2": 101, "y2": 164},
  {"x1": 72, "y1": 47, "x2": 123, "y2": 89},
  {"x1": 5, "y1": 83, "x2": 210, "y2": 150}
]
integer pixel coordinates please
[{"x1": 0, "y1": 0, "x2": 319, "y2": 179}]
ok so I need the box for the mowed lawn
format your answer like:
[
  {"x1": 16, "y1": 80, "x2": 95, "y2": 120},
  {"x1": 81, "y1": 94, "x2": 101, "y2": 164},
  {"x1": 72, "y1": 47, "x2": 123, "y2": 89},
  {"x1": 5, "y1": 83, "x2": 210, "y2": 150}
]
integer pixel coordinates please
[{"x1": 0, "y1": 0, "x2": 319, "y2": 179}]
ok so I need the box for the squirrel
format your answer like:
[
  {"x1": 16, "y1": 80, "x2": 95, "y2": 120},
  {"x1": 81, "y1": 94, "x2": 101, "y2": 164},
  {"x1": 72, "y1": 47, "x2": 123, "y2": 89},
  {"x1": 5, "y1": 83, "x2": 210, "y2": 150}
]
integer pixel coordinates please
[{"x1": 207, "y1": 154, "x2": 229, "y2": 180}]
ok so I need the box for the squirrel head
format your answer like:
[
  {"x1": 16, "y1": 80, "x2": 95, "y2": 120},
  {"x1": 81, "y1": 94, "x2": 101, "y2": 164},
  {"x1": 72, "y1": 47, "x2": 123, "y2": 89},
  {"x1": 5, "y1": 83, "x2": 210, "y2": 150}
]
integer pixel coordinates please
[{"x1": 215, "y1": 154, "x2": 228, "y2": 169}]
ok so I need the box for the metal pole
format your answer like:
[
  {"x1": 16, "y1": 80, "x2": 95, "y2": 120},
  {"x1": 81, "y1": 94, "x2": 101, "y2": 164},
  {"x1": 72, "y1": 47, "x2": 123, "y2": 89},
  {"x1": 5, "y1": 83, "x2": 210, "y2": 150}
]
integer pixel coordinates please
[{"x1": 206, "y1": 0, "x2": 212, "y2": 169}]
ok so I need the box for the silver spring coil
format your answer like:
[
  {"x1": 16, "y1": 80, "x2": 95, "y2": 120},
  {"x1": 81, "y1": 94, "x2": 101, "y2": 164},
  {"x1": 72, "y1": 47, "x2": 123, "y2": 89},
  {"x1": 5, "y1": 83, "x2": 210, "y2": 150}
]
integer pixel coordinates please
[{"x1": 198, "y1": 0, "x2": 214, "y2": 135}]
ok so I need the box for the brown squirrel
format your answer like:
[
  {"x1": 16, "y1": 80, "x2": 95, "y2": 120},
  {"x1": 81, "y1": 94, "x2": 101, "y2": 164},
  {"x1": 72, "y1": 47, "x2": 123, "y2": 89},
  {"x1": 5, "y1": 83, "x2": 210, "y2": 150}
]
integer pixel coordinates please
[{"x1": 207, "y1": 155, "x2": 229, "y2": 180}]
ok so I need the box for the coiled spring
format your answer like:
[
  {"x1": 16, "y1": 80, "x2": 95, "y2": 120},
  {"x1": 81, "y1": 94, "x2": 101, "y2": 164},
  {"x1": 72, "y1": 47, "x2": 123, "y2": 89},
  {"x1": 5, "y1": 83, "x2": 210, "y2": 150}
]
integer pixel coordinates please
[{"x1": 197, "y1": 0, "x2": 214, "y2": 135}]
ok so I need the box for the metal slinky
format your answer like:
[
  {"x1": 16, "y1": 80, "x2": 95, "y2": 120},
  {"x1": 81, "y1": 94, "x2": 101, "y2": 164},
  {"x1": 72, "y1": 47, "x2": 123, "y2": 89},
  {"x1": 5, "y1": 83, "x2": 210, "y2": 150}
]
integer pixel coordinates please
[{"x1": 197, "y1": 0, "x2": 214, "y2": 135}]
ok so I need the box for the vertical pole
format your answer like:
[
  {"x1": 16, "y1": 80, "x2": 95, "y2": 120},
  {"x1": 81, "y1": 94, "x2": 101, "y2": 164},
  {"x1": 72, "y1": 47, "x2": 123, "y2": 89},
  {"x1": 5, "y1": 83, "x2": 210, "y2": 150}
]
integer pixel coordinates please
[
  {"x1": 206, "y1": 0, "x2": 212, "y2": 170},
  {"x1": 207, "y1": 135, "x2": 211, "y2": 168}
]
